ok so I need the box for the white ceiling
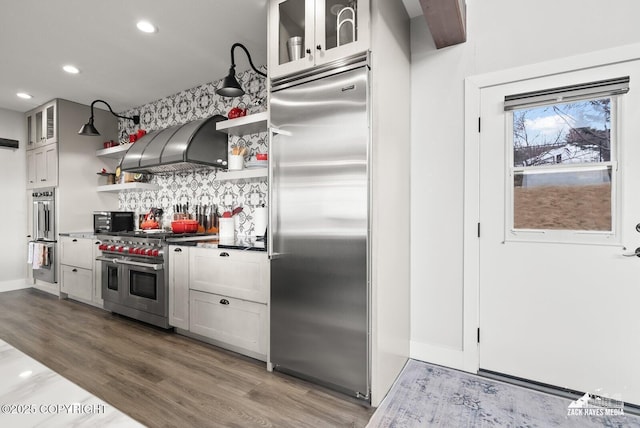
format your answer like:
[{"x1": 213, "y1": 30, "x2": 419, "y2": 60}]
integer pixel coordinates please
[
  {"x1": 2, "y1": 1, "x2": 421, "y2": 114},
  {"x1": 0, "y1": 0, "x2": 268, "y2": 113}
]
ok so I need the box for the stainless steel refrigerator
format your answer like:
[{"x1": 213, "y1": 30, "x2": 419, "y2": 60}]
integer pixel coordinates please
[{"x1": 269, "y1": 57, "x2": 370, "y2": 400}]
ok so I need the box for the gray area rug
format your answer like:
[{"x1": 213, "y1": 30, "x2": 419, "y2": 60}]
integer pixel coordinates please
[{"x1": 368, "y1": 360, "x2": 640, "y2": 427}]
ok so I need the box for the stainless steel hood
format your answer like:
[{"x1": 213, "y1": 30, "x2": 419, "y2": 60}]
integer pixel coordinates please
[{"x1": 121, "y1": 114, "x2": 228, "y2": 173}]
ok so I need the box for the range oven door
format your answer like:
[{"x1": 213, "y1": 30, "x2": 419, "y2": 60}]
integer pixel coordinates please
[
  {"x1": 98, "y1": 257, "x2": 121, "y2": 304},
  {"x1": 120, "y1": 259, "x2": 166, "y2": 317}
]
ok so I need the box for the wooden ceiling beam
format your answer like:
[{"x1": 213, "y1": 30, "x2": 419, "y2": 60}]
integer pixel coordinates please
[{"x1": 419, "y1": 0, "x2": 467, "y2": 49}]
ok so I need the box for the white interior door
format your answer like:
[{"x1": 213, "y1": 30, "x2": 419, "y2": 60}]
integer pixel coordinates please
[{"x1": 479, "y1": 60, "x2": 640, "y2": 405}]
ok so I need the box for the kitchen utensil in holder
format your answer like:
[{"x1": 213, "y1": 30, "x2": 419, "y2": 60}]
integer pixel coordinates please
[
  {"x1": 219, "y1": 217, "x2": 235, "y2": 239},
  {"x1": 337, "y1": 7, "x2": 356, "y2": 47}
]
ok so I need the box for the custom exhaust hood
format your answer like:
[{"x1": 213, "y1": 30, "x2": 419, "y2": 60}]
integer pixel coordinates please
[{"x1": 120, "y1": 114, "x2": 228, "y2": 173}]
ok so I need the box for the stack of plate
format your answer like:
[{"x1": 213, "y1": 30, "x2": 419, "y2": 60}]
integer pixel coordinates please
[{"x1": 245, "y1": 160, "x2": 268, "y2": 169}]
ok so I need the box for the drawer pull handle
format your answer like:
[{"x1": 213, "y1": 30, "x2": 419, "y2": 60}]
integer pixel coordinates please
[
  {"x1": 220, "y1": 252, "x2": 230, "y2": 257},
  {"x1": 220, "y1": 299, "x2": 230, "y2": 305},
  {"x1": 72, "y1": 268, "x2": 77, "y2": 272},
  {"x1": 174, "y1": 248, "x2": 182, "y2": 252},
  {"x1": 72, "y1": 238, "x2": 77, "y2": 242},
  {"x1": 95, "y1": 241, "x2": 100, "y2": 245}
]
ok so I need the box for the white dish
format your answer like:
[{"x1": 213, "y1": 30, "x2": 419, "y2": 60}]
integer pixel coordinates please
[{"x1": 245, "y1": 160, "x2": 268, "y2": 169}]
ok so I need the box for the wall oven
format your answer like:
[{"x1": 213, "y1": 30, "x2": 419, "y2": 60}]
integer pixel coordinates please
[
  {"x1": 96, "y1": 235, "x2": 169, "y2": 328},
  {"x1": 29, "y1": 188, "x2": 56, "y2": 284}
]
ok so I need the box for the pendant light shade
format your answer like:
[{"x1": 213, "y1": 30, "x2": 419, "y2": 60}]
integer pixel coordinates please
[
  {"x1": 217, "y1": 67, "x2": 245, "y2": 97},
  {"x1": 78, "y1": 99, "x2": 140, "y2": 136},
  {"x1": 78, "y1": 119, "x2": 100, "y2": 136},
  {"x1": 216, "y1": 43, "x2": 267, "y2": 98}
]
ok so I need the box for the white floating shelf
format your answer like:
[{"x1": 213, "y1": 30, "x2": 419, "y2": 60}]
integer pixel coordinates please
[
  {"x1": 96, "y1": 143, "x2": 132, "y2": 159},
  {"x1": 216, "y1": 111, "x2": 269, "y2": 136},
  {"x1": 96, "y1": 182, "x2": 160, "y2": 192},
  {"x1": 215, "y1": 168, "x2": 267, "y2": 181}
]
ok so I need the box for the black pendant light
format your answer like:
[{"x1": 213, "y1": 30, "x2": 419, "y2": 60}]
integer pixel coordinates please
[
  {"x1": 216, "y1": 43, "x2": 267, "y2": 98},
  {"x1": 78, "y1": 99, "x2": 140, "y2": 136}
]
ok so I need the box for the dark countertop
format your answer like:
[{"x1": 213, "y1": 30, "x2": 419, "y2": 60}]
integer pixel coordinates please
[
  {"x1": 58, "y1": 232, "x2": 98, "y2": 239},
  {"x1": 171, "y1": 236, "x2": 266, "y2": 252}
]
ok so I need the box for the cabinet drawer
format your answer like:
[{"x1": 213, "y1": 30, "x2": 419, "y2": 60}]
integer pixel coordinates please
[
  {"x1": 60, "y1": 237, "x2": 93, "y2": 269},
  {"x1": 60, "y1": 265, "x2": 93, "y2": 301},
  {"x1": 189, "y1": 290, "x2": 267, "y2": 357},
  {"x1": 189, "y1": 248, "x2": 269, "y2": 303}
]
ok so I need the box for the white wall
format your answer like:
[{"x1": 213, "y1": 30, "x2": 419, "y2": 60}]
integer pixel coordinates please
[
  {"x1": 410, "y1": 0, "x2": 640, "y2": 367},
  {"x1": 0, "y1": 108, "x2": 27, "y2": 291}
]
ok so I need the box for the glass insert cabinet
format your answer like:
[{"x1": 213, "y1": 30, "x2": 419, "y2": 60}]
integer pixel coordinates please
[{"x1": 269, "y1": 0, "x2": 370, "y2": 78}]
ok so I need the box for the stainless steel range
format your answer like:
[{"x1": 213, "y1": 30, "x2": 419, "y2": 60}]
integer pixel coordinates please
[{"x1": 96, "y1": 231, "x2": 213, "y2": 328}]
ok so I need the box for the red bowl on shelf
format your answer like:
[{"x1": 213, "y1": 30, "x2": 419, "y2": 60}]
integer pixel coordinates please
[
  {"x1": 171, "y1": 220, "x2": 199, "y2": 233},
  {"x1": 256, "y1": 153, "x2": 268, "y2": 160}
]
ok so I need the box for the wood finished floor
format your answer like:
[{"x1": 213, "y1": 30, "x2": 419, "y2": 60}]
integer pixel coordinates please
[{"x1": 0, "y1": 288, "x2": 374, "y2": 427}]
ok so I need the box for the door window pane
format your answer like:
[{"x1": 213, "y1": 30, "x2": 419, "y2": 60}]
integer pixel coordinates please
[
  {"x1": 129, "y1": 271, "x2": 157, "y2": 300},
  {"x1": 513, "y1": 99, "x2": 610, "y2": 167},
  {"x1": 510, "y1": 97, "x2": 616, "y2": 235},
  {"x1": 513, "y1": 167, "x2": 612, "y2": 231}
]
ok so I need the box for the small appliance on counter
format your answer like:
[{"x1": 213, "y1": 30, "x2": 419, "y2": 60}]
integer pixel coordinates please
[{"x1": 94, "y1": 211, "x2": 135, "y2": 233}]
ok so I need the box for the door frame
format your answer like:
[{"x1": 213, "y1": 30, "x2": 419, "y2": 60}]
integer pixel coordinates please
[{"x1": 462, "y1": 42, "x2": 640, "y2": 374}]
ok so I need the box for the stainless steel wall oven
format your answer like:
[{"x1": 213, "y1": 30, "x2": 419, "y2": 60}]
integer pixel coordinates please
[{"x1": 29, "y1": 187, "x2": 56, "y2": 284}]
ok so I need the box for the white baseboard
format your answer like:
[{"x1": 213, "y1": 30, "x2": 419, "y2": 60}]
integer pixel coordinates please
[
  {"x1": 0, "y1": 279, "x2": 31, "y2": 293},
  {"x1": 32, "y1": 281, "x2": 59, "y2": 297},
  {"x1": 410, "y1": 340, "x2": 468, "y2": 372}
]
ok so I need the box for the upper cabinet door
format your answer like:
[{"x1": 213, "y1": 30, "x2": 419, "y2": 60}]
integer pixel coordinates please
[
  {"x1": 29, "y1": 101, "x2": 58, "y2": 148},
  {"x1": 269, "y1": 0, "x2": 369, "y2": 80},
  {"x1": 314, "y1": 0, "x2": 369, "y2": 65},
  {"x1": 26, "y1": 113, "x2": 36, "y2": 149},
  {"x1": 270, "y1": 0, "x2": 315, "y2": 78},
  {"x1": 42, "y1": 101, "x2": 57, "y2": 146}
]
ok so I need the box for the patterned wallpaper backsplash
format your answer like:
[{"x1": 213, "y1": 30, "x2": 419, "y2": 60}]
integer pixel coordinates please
[{"x1": 116, "y1": 68, "x2": 268, "y2": 236}]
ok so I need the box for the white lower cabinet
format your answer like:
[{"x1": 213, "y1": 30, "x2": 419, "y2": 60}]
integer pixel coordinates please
[
  {"x1": 60, "y1": 236, "x2": 102, "y2": 307},
  {"x1": 168, "y1": 246, "x2": 269, "y2": 361},
  {"x1": 189, "y1": 290, "x2": 267, "y2": 357},
  {"x1": 60, "y1": 265, "x2": 93, "y2": 301},
  {"x1": 189, "y1": 247, "x2": 269, "y2": 303},
  {"x1": 168, "y1": 245, "x2": 190, "y2": 330}
]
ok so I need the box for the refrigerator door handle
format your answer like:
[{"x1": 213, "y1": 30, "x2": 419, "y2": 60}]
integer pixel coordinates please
[
  {"x1": 268, "y1": 128, "x2": 276, "y2": 258},
  {"x1": 270, "y1": 127, "x2": 291, "y2": 137}
]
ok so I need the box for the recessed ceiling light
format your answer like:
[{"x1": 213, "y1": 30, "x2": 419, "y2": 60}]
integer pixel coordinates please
[
  {"x1": 136, "y1": 20, "x2": 157, "y2": 33},
  {"x1": 63, "y1": 65, "x2": 80, "y2": 74},
  {"x1": 16, "y1": 92, "x2": 32, "y2": 99}
]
